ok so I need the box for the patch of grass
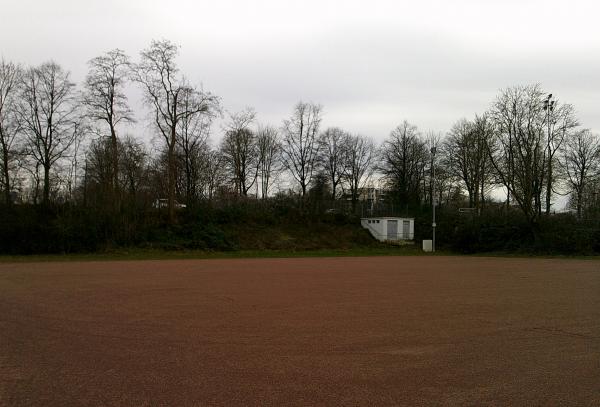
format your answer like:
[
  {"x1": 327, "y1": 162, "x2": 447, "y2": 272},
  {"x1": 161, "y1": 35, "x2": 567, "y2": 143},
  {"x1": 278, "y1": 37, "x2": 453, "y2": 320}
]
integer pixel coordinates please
[
  {"x1": 463, "y1": 251, "x2": 600, "y2": 261},
  {"x1": 0, "y1": 245, "x2": 434, "y2": 263},
  {"x1": 2, "y1": 247, "x2": 597, "y2": 264}
]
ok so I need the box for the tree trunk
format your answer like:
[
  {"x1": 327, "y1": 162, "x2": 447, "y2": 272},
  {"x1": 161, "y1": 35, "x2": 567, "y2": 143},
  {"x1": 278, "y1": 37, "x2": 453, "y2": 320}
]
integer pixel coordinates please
[
  {"x1": 110, "y1": 126, "x2": 120, "y2": 210},
  {"x1": 43, "y1": 162, "x2": 50, "y2": 205},
  {"x1": 351, "y1": 184, "x2": 357, "y2": 212},
  {"x1": 2, "y1": 149, "x2": 10, "y2": 205},
  {"x1": 184, "y1": 154, "x2": 193, "y2": 203},
  {"x1": 167, "y1": 138, "x2": 176, "y2": 224},
  {"x1": 480, "y1": 175, "x2": 485, "y2": 210},
  {"x1": 545, "y1": 161, "x2": 552, "y2": 215},
  {"x1": 262, "y1": 173, "x2": 270, "y2": 199}
]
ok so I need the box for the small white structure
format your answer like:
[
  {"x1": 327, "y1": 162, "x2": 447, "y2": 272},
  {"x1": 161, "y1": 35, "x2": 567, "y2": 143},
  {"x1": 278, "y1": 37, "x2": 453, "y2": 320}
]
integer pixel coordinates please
[{"x1": 361, "y1": 217, "x2": 414, "y2": 242}]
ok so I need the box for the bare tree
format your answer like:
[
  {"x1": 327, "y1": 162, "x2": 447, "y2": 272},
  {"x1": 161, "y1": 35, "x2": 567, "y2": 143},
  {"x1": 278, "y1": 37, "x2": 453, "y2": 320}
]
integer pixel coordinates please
[
  {"x1": 220, "y1": 108, "x2": 258, "y2": 196},
  {"x1": 133, "y1": 39, "x2": 219, "y2": 221},
  {"x1": 445, "y1": 119, "x2": 474, "y2": 205},
  {"x1": 256, "y1": 125, "x2": 280, "y2": 199},
  {"x1": 444, "y1": 115, "x2": 493, "y2": 210},
  {"x1": 85, "y1": 137, "x2": 114, "y2": 206},
  {"x1": 205, "y1": 150, "x2": 227, "y2": 201},
  {"x1": 380, "y1": 121, "x2": 428, "y2": 206},
  {"x1": 200, "y1": 148, "x2": 227, "y2": 201},
  {"x1": 542, "y1": 101, "x2": 578, "y2": 215},
  {"x1": 561, "y1": 129, "x2": 600, "y2": 219},
  {"x1": 83, "y1": 49, "x2": 134, "y2": 203},
  {"x1": 120, "y1": 135, "x2": 148, "y2": 199},
  {"x1": 343, "y1": 134, "x2": 375, "y2": 211},
  {"x1": 281, "y1": 102, "x2": 322, "y2": 197},
  {"x1": 64, "y1": 130, "x2": 85, "y2": 202},
  {"x1": 18, "y1": 62, "x2": 81, "y2": 205},
  {"x1": 0, "y1": 59, "x2": 22, "y2": 205},
  {"x1": 176, "y1": 88, "x2": 213, "y2": 203},
  {"x1": 424, "y1": 131, "x2": 442, "y2": 207},
  {"x1": 318, "y1": 127, "x2": 348, "y2": 200},
  {"x1": 488, "y1": 85, "x2": 548, "y2": 225},
  {"x1": 85, "y1": 134, "x2": 149, "y2": 206},
  {"x1": 471, "y1": 115, "x2": 495, "y2": 209}
]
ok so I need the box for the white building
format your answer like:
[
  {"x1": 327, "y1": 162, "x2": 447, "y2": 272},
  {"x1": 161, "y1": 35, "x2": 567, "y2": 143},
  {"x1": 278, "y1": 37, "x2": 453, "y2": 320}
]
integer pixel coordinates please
[{"x1": 361, "y1": 217, "x2": 414, "y2": 242}]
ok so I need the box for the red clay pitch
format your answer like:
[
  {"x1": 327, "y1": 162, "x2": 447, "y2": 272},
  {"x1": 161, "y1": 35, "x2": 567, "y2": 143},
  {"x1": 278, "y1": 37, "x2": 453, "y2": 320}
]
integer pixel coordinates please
[{"x1": 1, "y1": 256, "x2": 599, "y2": 406}]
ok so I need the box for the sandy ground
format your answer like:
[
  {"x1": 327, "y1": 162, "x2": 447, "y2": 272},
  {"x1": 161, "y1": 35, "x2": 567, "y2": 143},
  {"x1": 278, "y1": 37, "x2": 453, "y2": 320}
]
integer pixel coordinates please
[{"x1": 0, "y1": 256, "x2": 599, "y2": 406}]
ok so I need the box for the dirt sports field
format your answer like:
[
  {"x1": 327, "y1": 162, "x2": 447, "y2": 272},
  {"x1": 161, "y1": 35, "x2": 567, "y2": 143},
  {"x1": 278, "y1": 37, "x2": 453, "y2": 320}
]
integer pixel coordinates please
[{"x1": 1, "y1": 256, "x2": 599, "y2": 406}]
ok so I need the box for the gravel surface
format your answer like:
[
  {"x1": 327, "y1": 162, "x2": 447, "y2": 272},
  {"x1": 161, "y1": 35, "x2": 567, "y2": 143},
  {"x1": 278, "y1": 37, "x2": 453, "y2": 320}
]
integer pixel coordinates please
[{"x1": 1, "y1": 256, "x2": 599, "y2": 406}]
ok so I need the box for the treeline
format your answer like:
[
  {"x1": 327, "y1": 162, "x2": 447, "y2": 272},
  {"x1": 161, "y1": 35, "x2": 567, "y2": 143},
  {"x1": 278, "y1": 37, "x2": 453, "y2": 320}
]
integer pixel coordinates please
[{"x1": 1, "y1": 40, "x2": 600, "y2": 254}]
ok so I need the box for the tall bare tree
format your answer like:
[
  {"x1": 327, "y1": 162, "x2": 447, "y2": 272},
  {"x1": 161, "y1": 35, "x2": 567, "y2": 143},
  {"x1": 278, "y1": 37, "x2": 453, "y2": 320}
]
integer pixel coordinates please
[
  {"x1": 542, "y1": 101, "x2": 578, "y2": 215},
  {"x1": 18, "y1": 62, "x2": 81, "y2": 205},
  {"x1": 380, "y1": 121, "x2": 428, "y2": 206},
  {"x1": 85, "y1": 136, "x2": 114, "y2": 206},
  {"x1": 445, "y1": 115, "x2": 493, "y2": 210},
  {"x1": 0, "y1": 59, "x2": 22, "y2": 205},
  {"x1": 176, "y1": 88, "x2": 213, "y2": 203},
  {"x1": 85, "y1": 134, "x2": 149, "y2": 206},
  {"x1": 133, "y1": 39, "x2": 219, "y2": 221},
  {"x1": 318, "y1": 127, "x2": 348, "y2": 200},
  {"x1": 83, "y1": 49, "x2": 134, "y2": 204},
  {"x1": 488, "y1": 85, "x2": 548, "y2": 225},
  {"x1": 201, "y1": 148, "x2": 227, "y2": 200},
  {"x1": 471, "y1": 115, "x2": 495, "y2": 209},
  {"x1": 561, "y1": 129, "x2": 600, "y2": 219},
  {"x1": 220, "y1": 108, "x2": 258, "y2": 196},
  {"x1": 343, "y1": 134, "x2": 375, "y2": 211},
  {"x1": 281, "y1": 102, "x2": 322, "y2": 197},
  {"x1": 256, "y1": 125, "x2": 280, "y2": 199},
  {"x1": 120, "y1": 135, "x2": 148, "y2": 199},
  {"x1": 424, "y1": 131, "x2": 442, "y2": 207}
]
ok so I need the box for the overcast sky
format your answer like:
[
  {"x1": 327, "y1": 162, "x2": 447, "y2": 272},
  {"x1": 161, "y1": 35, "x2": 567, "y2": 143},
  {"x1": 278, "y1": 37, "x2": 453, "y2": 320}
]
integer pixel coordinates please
[{"x1": 1, "y1": 0, "x2": 599, "y2": 145}]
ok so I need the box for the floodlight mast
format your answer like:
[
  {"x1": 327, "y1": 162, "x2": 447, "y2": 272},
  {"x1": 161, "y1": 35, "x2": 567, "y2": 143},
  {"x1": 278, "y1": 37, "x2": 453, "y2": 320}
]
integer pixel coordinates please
[
  {"x1": 543, "y1": 93, "x2": 555, "y2": 214},
  {"x1": 431, "y1": 146, "x2": 437, "y2": 253}
]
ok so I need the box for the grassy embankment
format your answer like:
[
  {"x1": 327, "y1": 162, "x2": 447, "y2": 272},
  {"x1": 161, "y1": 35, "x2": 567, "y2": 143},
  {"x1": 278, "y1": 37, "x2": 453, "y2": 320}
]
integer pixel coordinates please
[{"x1": 0, "y1": 221, "x2": 431, "y2": 262}]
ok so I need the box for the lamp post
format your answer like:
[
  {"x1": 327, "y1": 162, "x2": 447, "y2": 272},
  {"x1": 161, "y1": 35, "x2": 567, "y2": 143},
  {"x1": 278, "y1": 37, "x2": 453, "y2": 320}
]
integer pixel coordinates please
[{"x1": 431, "y1": 146, "x2": 437, "y2": 253}]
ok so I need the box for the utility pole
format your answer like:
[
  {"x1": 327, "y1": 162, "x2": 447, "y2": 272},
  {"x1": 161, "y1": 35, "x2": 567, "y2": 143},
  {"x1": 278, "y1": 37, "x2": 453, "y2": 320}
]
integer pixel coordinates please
[
  {"x1": 543, "y1": 93, "x2": 555, "y2": 215},
  {"x1": 431, "y1": 146, "x2": 437, "y2": 253}
]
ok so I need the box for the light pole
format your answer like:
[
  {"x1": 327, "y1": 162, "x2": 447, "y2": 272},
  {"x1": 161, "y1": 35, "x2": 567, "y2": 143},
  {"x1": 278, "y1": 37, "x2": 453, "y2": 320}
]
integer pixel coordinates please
[
  {"x1": 543, "y1": 93, "x2": 555, "y2": 124},
  {"x1": 543, "y1": 93, "x2": 555, "y2": 215},
  {"x1": 431, "y1": 146, "x2": 437, "y2": 253}
]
